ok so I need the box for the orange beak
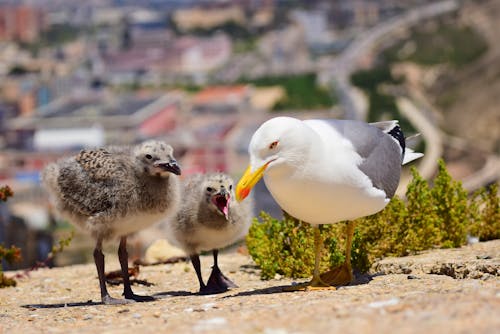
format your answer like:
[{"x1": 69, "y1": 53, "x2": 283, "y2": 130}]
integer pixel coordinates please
[{"x1": 235, "y1": 162, "x2": 269, "y2": 202}]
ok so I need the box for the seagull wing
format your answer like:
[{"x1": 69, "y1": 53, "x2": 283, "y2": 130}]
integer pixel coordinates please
[
  {"x1": 75, "y1": 148, "x2": 129, "y2": 181},
  {"x1": 57, "y1": 149, "x2": 133, "y2": 216},
  {"x1": 309, "y1": 119, "x2": 402, "y2": 199}
]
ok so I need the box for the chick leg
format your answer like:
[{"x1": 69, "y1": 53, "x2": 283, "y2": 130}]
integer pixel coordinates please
[
  {"x1": 119, "y1": 236, "x2": 154, "y2": 302},
  {"x1": 94, "y1": 238, "x2": 132, "y2": 305},
  {"x1": 319, "y1": 221, "x2": 355, "y2": 286},
  {"x1": 205, "y1": 249, "x2": 238, "y2": 293},
  {"x1": 190, "y1": 254, "x2": 207, "y2": 293},
  {"x1": 283, "y1": 225, "x2": 335, "y2": 291}
]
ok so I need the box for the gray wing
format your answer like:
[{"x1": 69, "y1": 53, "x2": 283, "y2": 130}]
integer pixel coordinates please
[
  {"x1": 320, "y1": 119, "x2": 402, "y2": 198},
  {"x1": 56, "y1": 149, "x2": 133, "y2": 216}
]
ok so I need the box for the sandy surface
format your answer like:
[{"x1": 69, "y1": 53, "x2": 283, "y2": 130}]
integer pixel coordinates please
[{"x1": 1, "y1": 240, "x2": 499, "y2": 334}]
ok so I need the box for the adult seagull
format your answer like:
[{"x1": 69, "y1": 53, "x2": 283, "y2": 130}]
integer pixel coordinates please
[{"x1": 236, "y1": 116, "x2": 423, "y2": 290}]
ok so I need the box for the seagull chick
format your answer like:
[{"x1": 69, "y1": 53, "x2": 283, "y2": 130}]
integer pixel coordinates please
[
  {"x1": 165, "y1": 173, "x2": 252, "y2": 294},
  {"x1": 42, "y1": 140, "x2": 181, "y2": 304},
  {"x1": 236, "y1": 116, "x2": 423, "y2": 290}
]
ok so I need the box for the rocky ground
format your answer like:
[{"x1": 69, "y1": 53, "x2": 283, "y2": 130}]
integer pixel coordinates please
[{"x1": 1, "y1": 240, "x2": 499, "y2": 334}]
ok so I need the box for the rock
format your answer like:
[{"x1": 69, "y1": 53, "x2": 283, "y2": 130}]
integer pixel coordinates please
[
  {"x1": 372, "y1": 240, "x2": 499, "y2": 279},
  {"x1": 144, "y1": 239, "x2": 185, "y2": 264},
  {"x1": 368, "y1": 298, "x2": 400, "y2": 308},
  {"x1": 1, "y1": 240, "x2": 499, "y2": 333},
  {"x1": 193, "y1": 317, "x2": 227, "y2": 331}
]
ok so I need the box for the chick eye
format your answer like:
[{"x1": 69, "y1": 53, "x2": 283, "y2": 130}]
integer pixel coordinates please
[
  {"x1": 206, "y1": 187, "x2": 214, "y2": 192},
  {"x1": 229, "y1": 185, "x2": 233, "y2": 190},
  {"x1": 145, "y1": 154, "x2": 153, "y2": 160},
  {"x1": 269, "y1": 141, "x2": 279, "y2": 150}
]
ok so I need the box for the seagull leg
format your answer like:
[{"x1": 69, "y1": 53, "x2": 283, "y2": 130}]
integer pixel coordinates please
[
  {"x1": 283, "y1": 225, "x2": 336, "y2": 292},
  {"x1": 190, "y1": 254, "x2": 208, "y2": 294},
  {"x1": 319, "y1": 221, "x2": 355, "y2": 286},
  {"x1": 204, "y1": 249, "x2": 238, "y2": 294},
  {"x1": 94, "y1": 238, "x2": 132, "y2": 305},
  {"x1": 119, "y1": 236, "x2": 154, "y2": 302}
]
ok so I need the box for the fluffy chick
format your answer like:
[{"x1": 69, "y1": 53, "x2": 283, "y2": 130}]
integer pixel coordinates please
[
  {"x1": 165, "y1": 173, "x2": 252, "y2": 294},
  {"x1": 42, "y1": 140, "x2": 181, "y2": 305}
]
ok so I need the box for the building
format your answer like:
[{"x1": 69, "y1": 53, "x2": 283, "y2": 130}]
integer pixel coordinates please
[
  {"x1": 104, "y1": 33, "x2": 232, "y2": 86},
  {"x1": 1, "y1": 91, "x2": 186, "y2": 185},
  {"x1": 0, "y1": 5, "x2": 46, "y2": 43},
  {"x1": 173, "y1": 5, "x2": 246, "y2": 32}
]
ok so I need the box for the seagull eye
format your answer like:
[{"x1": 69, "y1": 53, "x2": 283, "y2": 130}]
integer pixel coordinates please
[
  {"x1": 269, "y1": 141, "x2": 279, "y2": 150},
  {"x1": 145, "y1": 154, "x2": 153, "y2": 160},
  {"x1": 206, "y1": 187, "x2": 214, "y2": 192}
]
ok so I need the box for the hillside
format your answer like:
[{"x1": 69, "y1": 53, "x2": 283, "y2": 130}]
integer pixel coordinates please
[{"x1": 428, "y1": 0, "x2": 500, "y2": 153}]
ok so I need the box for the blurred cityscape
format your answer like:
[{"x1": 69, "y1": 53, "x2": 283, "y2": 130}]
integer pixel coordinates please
[{"x1": 0, "y1": 0, "x2": 498, "y2": 268}]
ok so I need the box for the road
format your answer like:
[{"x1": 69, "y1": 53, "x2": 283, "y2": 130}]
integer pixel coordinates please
[
  {"x1": 328, "y1": 0, "x2": 459, "y2": 121},
  {"x1": 396, "y1": 97, "x2": 443, "y2": 195}
]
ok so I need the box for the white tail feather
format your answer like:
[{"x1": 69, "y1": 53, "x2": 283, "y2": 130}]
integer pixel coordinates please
[{"x1": 403, "y1": 148, "x2": 424, "y2": 165}]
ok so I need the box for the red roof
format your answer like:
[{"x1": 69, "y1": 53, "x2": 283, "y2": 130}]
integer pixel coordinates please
[{"x1": 193, "y1": 85, "x2": 248, "y2": 105}]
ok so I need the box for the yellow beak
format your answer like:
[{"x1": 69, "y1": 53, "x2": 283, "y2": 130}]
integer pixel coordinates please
[{"x1": 235, "y1": 163, "x2": 269, "y2": 202}]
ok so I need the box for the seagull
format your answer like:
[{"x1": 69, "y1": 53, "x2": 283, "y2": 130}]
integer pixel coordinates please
[
  {"x1": 42, "y1": 140, "x2": 181, "y2": 304},
  {"x1": 165, "y1": 173, "x2": 253, "y2": 294},
  {"x1": 236, "y1": 116, "x2": 422, "y2": 290}
]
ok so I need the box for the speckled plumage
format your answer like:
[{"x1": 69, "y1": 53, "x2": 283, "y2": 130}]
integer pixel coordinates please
[
  {"x1": 165, "y1": 173, "x2": 253, "y2": 294},
  {"x1": 41, "y1": 140, "x2": 181, "y2": 304},
  {"x1": 166, "y1": 173, "x2": 252, "y2": 255},
  {"x1": 43, "y1": 141, "x2": 181, "y2": 240}
]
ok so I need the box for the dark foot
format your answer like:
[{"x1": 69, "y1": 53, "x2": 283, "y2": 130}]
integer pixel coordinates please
[
  {"x1": 102, "y1": 295, "x2": 135, "y2": 305},
  {"x1": 199, "y1": 266, "x2": 238, "y2": 295},
  {"x1": 199, "y1": 285, "x2": 226, "y2": 295},
  {"x1": 124, "y1": 293, "x2": 156, "y2": 302}
]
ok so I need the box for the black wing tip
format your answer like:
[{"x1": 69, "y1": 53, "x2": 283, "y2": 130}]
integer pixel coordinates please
[{"x1": 387, "y1": 125, "x2": 405, "y2": 157}]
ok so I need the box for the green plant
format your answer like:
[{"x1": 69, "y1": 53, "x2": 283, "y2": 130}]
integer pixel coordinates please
[
  {"x1": 431, "y1": 160, "x2": 468, "y2": 247},
  {"x1": 246, "y1": 161, "x2": 499, "y2": 279},
  {"x1": 400, "y1": 167, "x2": 441, "y2": 253},
  {"x1": 1, "y1": 184, "x2": 75, "y2": 287},
  {"x1": 0, "y1": 185, "x2": 13, "y2": 202},
  {"x1": 469, "y1": 184, "x2": 500, "y2": 241},
  {"x1": 0, "y1": 245, "x2": 22, "y2": 287},
  {"x1": 246, "y1": 212, "x2": 371, "y2": 279},
  {"x1": 1, "y1": 185, "x2": 21, "y2": 288},
  {"x1": 238, "y1": 73, "x2": 335, "y2": 111}
]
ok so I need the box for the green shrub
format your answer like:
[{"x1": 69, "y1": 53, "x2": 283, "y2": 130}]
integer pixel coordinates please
[
  {"x1": 469, "y1": 184, "x2": 500, "y2": 241},
  {"x1": 1, "y1": 185, "x2": 74, "y2": 287},
  {"x1": 1, "y1": 185, "x2": 21, "y2": 288},
  {"x1": 400, "y1": 167, "x2": 441, "y2": 253},
  {"x1": 431, "y1": 160, "x2": 468, "y2": 248},
  {"x1": 246, "y1": 160, "x2": 499, "y2": 279},
  {"x1": 239, "y1": 73, "x2": 335, "y2": 111}
]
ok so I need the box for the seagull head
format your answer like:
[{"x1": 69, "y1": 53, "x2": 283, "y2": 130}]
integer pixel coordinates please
[
  {"x1": 135, "y1": 140, "x2": 181, "y2": 178},
  {"x1": 204, "y1": 173, "x2": 233, "y2": 220},
  {"x1": 236, "y1": 117, "x2": 311, "y2": 202}
]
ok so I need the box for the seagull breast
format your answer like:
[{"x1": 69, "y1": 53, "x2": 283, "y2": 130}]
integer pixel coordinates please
[{"x1": 237, "y1": 117, "x2": 395, "y2": 225}]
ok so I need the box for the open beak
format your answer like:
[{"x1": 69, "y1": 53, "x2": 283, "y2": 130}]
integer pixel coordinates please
[
  {"x1": 154, "y1": 160, "x2": 181, "y2": 175},
  {"x1": 235, "y1": 162, "x2": 269, "y2": 202},
  {"x1": 212, "y1": 189, "x2": 230, "y2": 219}
]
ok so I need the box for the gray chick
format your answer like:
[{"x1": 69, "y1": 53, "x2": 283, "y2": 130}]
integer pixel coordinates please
[
  {"x1": 165, "y1": 173, "x2": 252, "y2": 294},
  {"x1": 42, "y1": 140, "x2": 181, "y2": 305}
]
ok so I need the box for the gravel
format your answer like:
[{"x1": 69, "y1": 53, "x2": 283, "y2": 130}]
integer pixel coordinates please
[{"x1": 0, "y1": 240, "x2": 499, "y2": 334}]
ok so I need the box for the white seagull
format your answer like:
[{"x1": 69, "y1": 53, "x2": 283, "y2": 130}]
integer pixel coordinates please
[{"x1": 236, "y1": 116, "x2": 423, "y2": 290}]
